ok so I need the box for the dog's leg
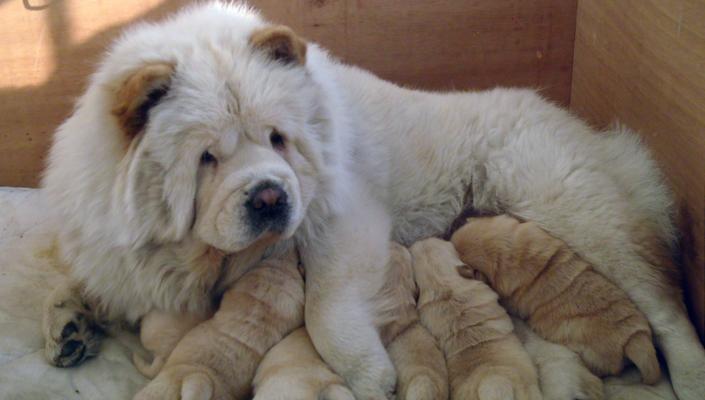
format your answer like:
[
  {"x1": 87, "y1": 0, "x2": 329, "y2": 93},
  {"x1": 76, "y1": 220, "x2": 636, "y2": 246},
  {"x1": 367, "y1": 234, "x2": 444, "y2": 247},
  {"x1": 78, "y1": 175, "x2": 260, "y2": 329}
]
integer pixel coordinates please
[
  {"x1": 513, "y1": 318, "x2": 604, "y2": 400},
  {"x1": 304, "y1": 279, "x2": 396, "y2": 400},
  {"x1": 299, "y1": 191, "x2": 397, "y2": 400},
  {"x1": 42, "y1": 279, "x2": 102, "y2": 367}
]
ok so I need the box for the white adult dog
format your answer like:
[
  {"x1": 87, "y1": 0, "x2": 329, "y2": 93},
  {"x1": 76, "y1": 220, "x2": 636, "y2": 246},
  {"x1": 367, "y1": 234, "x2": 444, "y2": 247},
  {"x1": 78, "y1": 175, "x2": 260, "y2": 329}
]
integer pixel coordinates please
[{"x1": 41, "y1": 2, "x2": 704, "y2": 400}]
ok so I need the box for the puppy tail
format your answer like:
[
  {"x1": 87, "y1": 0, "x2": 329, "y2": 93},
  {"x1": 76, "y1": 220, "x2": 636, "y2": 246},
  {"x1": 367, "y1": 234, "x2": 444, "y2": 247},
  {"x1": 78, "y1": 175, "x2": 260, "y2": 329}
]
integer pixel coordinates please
[
  {"x1": 318, "y1": 383, "x2": 355, "y2": 400},
  {"x1": 181, "y1": 372, "x2": 214, "y2": 400},
  {"x1": 624, "y1": 331, "x2": 661, "y2": 385}
]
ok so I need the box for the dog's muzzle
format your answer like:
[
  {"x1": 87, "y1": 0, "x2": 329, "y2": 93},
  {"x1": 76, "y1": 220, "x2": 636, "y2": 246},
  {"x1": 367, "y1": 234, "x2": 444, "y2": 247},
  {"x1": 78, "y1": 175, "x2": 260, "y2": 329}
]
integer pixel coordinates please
[{"x1": 245, "y1": 180, "x2": 291, "y2": 235}]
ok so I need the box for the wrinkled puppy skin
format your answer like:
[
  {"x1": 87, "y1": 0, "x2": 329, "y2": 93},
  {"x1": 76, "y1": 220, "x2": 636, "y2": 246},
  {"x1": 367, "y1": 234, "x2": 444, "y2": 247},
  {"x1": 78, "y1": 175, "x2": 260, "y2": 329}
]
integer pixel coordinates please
[
  {"x1": 375, "y1": 242, "x2": 449, "y2": 400},
  {"x1": 451, "y1": 215, "x2": 660, "y2": 384},
  {"x1": 411, "y1": 238, "x2": 541, "y2": 400},
  {"x1": 133, "y1": 249, "x2": 304, "y2": 400},
  {"x1": 252, "y1": 327, "x2": 355, "y2": 400}
]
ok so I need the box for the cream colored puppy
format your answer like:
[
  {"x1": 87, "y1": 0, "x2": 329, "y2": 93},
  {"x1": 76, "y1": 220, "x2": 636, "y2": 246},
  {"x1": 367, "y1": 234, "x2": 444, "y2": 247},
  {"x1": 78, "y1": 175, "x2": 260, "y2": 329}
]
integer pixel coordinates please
[
  {"x1": 253, "y1": 328, "x2": 355, "y2": 400},
  {"x1": 410, "y1": 238, "x2": 541, "y2": 400},
  {"x1": 452, "y1": 215, "x2": 660, "y2": 383},
  {"x1": 133, "y1": 249, "x2": 304, "y2": 400},
  {"x1": 375, "y1": 243, "x2": 449, "y2": 400},
  {"x1": 132, "y1": 311, "x2": 207, "y2": 378}
]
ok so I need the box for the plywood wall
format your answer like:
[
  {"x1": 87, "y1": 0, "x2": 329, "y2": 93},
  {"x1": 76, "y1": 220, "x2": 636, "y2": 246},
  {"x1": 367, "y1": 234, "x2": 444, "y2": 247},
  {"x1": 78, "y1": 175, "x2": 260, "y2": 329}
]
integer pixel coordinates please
[
  {"x1": 570, "y1": 0, "x2": 705, "y2": 340},
  {"x1": 0, "y1": 0, "x2": 577, "y2": 187}
]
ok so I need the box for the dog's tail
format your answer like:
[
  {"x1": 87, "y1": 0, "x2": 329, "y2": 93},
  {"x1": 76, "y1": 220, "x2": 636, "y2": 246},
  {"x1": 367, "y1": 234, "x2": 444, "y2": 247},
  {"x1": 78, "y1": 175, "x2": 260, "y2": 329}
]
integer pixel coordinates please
[{"x1": 624, "y1": 331, "x2": 661, "y2": 385}]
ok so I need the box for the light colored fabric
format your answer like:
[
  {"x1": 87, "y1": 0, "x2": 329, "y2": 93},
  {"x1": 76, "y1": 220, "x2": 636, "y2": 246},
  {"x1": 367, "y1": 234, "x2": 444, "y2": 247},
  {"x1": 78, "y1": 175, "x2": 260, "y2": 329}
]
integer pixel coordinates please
[
  {"x1": 0, "y1": 187, "x2": 677, "y2": 400},
  {"x1": 0, "y1": 188, "x2": 146, "y2": 400}
]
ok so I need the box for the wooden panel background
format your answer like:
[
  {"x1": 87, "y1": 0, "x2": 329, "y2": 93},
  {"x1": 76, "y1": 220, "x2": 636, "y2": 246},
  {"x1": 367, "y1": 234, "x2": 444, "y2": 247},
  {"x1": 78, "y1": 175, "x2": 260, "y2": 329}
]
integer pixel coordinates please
[
  {"x1": 0, "y1": 0, "x2": 577, "y2": 187},
  {"x1": 570, "y1": 0, "x2": 705, "y2": 340}
]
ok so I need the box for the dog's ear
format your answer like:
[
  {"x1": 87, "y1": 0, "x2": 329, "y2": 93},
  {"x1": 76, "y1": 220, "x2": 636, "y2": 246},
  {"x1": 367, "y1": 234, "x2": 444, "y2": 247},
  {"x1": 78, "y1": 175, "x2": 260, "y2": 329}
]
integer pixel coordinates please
[
  {"x1": 112, "y1": 63, "x2": 175, "y2": 138},
  {"x1": 250, "y1": 25, "x2": 307, "y2": 65}
]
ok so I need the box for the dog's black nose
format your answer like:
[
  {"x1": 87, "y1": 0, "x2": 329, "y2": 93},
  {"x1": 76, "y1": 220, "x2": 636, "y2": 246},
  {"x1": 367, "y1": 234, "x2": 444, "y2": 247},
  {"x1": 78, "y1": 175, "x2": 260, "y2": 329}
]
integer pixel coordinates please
[{"x1": 246, "y1": 181, "x2": 290, "y2": 233}]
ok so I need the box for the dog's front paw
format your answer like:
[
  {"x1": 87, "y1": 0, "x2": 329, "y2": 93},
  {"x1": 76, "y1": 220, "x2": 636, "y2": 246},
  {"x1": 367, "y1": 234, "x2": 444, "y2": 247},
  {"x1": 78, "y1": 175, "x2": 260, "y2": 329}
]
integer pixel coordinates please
[
  {"x1": 345, "y1": 356, "x2": 397, "y2": 400},
  {"x1": 133, "y1": 365, "x2": 215, "y2": 400},
  {"x1": 42, "y1": 283, "x2": 102, "y2": 367}
]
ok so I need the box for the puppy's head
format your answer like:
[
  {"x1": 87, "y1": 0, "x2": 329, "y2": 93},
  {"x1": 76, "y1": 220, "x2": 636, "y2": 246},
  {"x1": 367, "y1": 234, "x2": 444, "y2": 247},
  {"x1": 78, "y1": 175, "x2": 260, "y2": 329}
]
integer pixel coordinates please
[
  {"x1": 48, "y1": 4, "x2": 332, "y2": 254},
  {"x1": 450, "y1": 215, "x2": 521, "y2": 282},
  {"x1": 409, "y1": 238, "x2": 466, "y2": 290}
]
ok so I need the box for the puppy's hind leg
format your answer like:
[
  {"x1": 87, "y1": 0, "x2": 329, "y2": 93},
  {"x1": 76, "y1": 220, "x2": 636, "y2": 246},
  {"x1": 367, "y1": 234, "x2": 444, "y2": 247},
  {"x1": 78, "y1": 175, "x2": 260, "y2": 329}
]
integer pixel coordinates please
[
  {"x1": 42, "y1": 279, "x2": 102, "y2": 367},
  {"x1": 624, "y1": 331, "x2": 661, "y2": 385},
  {"x1": 513, "y1": 318, "x2": 604, "y2": 400}
]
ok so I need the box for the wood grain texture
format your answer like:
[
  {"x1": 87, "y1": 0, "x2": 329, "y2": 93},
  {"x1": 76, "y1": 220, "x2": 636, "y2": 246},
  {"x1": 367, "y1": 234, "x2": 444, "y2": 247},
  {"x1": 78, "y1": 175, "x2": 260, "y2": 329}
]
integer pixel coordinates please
[
  {"x1": 0, "y1": 0, "x2": 577, "y2": 187},
  {"x1": 570, "y1": 0, "x2": 705, "y2": 340}
]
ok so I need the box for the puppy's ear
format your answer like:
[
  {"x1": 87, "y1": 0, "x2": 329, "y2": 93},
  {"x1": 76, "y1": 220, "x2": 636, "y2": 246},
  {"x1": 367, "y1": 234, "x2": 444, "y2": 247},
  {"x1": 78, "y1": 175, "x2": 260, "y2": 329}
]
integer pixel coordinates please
[
  {"x1": 112, "y1": 63, "x2": 175, "y2": 138},
  {"x1": 249, "y1": 25, "x2": 307, "y2": 65}
]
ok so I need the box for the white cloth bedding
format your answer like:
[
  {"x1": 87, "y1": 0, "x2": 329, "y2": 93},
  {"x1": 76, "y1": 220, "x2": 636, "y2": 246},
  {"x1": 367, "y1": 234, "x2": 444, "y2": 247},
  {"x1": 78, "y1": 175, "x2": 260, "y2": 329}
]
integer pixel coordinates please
[{"x1": 0, "y1": 187, "x2": 677, "y2": 399}]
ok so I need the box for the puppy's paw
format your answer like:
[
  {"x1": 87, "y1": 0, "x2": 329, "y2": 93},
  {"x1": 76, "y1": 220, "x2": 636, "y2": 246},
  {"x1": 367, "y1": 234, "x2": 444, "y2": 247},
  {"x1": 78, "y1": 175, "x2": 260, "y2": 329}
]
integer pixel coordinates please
[
  {"x1": 477, "y1": 375, "x2": 515, "y2": 400},
  {"x1": 405, "y1": 374, "x2": 444, "y2": 400},
  {"x1": 133, "y1": 365, "x2": 215, "y2": 400},
  {"x1": 346, "y1": 355, "x2": 397, "y2": 400},
  {"x1": 319, "y1": 383, "x2": 356, "y2": 400},
  {"x1": 43, "y1": 284, "x2": 101, "y2": 367}
]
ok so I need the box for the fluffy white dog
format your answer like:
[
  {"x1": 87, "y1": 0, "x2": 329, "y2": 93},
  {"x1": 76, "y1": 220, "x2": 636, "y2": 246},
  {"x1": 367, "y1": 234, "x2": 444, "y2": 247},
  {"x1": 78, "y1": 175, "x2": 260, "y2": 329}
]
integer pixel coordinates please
[{"x1": 41, "y1": 2, "x2": 704, "y2": 400}]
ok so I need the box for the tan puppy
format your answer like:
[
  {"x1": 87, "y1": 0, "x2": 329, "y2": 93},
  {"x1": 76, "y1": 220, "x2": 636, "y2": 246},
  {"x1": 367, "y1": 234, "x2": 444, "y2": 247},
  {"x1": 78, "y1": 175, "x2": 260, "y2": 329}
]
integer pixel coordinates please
[
  {"x1": 133, "y1": 249, "x2": 305, "y2": 400},
  {"x1": 451, "y1": 215, "x2": 660, "y2": 383},
  {"x1": 375, "y1": 243, "x2": 449, "y2": 400},
  {"x1": 252, "y1": 327, "x2": 355, "y2": 400},
  {"x1": 133, "y1": 311, "x2": 208, "y2": 378},
  {"x1": 410, "y1": 238, "x2": 541, "y2": 400}
]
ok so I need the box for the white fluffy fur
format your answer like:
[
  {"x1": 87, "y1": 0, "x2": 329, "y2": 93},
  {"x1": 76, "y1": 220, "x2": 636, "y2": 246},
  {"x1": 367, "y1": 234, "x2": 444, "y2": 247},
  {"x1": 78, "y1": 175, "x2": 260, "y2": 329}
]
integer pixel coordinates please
[{"x1": 42, "y1": 2, "x2": 705, "y2": 400}]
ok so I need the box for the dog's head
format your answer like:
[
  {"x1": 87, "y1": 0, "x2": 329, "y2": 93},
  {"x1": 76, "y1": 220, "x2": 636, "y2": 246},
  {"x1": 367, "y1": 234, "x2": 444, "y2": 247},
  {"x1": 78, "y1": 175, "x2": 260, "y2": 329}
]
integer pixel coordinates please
[{"x1": 45, "y1": 4, "x2": 334, "y2": 254}]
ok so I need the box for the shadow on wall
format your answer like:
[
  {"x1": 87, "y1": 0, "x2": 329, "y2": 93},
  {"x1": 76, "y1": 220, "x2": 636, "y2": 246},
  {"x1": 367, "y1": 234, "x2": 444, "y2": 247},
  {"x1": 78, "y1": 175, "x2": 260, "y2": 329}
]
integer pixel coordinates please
[
  {"x1": 0, "y1": 0, "x2": 577, "y2": 187},
  {"x1": 0, "y1": 0, "x2": 191, "y2": 187}
]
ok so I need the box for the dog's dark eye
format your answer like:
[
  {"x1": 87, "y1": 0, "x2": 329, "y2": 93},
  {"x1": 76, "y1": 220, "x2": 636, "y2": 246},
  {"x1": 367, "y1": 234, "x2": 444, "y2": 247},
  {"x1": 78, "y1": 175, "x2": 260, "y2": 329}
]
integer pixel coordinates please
[
  {"x1": 270, "y1": 130, "x2": 287, "y2": 151},
  {"x1": 200, "y1": 151, "x2": 217, "y2": 165}
]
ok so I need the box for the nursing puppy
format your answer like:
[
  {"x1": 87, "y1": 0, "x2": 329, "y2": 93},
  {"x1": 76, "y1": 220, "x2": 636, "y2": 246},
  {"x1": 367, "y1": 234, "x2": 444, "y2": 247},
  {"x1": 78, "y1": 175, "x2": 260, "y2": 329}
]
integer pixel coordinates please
[
  {"x1": 134, "y1": 249, "x2": 304, "y2": 400},
  {"x1": 451, "y1": 215, "x2": 661, "y2": 383},
  {"x1": 41, "y1": 2, "x2": 704, "y2": 399},
  {"x1": 410, "y1": 238, "x2": 541, "y2": 400},
  {"x1": 252, "y1": 328, "x2": 355, "y2": 400},
  {"x1": 375, "y1": 243, "x2": 449, "y2": 400}
]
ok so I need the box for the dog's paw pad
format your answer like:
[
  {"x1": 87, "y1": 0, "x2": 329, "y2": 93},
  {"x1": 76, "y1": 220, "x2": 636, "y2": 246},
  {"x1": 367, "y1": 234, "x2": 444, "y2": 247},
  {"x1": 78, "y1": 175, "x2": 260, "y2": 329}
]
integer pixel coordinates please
[{"x1": 46, "y1": 313, "x2": 101, "y2": 367}]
